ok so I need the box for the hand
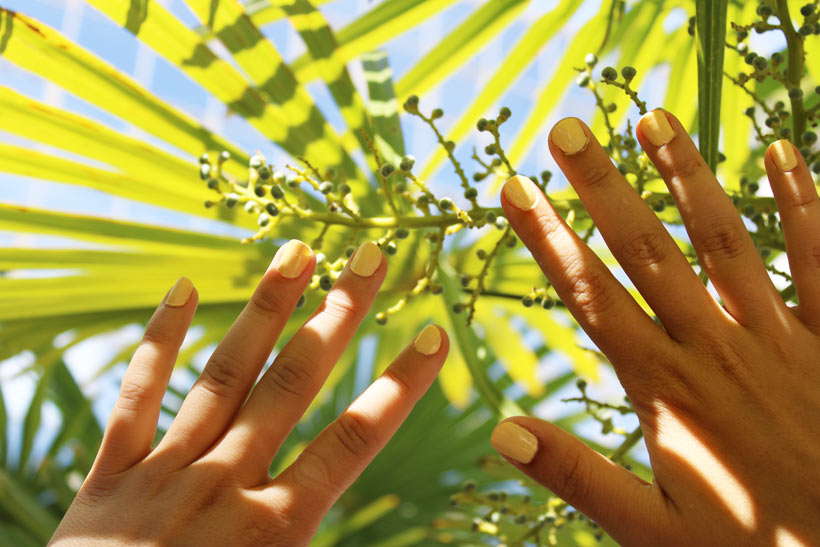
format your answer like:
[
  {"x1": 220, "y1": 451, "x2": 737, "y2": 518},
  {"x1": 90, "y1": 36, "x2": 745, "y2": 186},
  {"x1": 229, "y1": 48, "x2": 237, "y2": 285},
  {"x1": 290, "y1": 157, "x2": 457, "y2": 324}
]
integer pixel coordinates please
[
  {"x1": 491, "y1": 111, "x2": 820, "y2": 546},
  {"x1": 49, "y1": 240, "x2": 449, "y2": 546}
]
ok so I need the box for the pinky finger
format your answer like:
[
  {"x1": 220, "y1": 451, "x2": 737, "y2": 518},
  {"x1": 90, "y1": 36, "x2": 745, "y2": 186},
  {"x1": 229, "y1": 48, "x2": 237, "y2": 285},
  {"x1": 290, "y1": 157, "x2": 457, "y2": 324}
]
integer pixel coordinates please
[
  {"x1": 270, "y1": 325, "x2": 449, "y2": 525},
  {"x1": 94, "y1": 277, "x2": 197, "y2": 474},
  {"x1": 765, "y1": 140, "x2": 820, "y2": 328}
]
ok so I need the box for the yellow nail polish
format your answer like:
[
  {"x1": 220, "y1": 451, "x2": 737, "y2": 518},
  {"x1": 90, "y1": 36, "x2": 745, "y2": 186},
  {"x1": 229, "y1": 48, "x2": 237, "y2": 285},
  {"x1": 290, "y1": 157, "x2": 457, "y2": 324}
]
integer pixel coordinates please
[
  {"x1": 349, "y1": 241, "x2": 382, "y2": 277},
  {"x1": 503, "y1": 175, "x2": 538, "y2": 211},
  {"x1": 166, "y1": 277, "x2": 194, "y2": 307},
  {"x1": 490, "y1": 422, "x2": 538, "y2": 464},
  {"x1": 413, "y1": 325, "x2": 441, "y2": 355},
  {"x1": 551, "y1": 118, "x2": 589, "y2": 155},
  {"x1": 275, "y1": 240, "x2": 312, "y2": 279},
  {"x1": 772, "y1": 139, "x2": 797, "y2": 171},
  {"x1": 642, "y1": 110, "x2": 676, "y2": 147}
]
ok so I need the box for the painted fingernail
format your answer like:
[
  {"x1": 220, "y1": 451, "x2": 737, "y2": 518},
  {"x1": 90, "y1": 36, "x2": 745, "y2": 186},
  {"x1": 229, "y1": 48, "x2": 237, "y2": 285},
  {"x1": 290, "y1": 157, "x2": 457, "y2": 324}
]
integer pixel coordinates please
[
  {"x1": 772, "y1": 139, "x2": 797, "y2": 171},
  {"x1": 642, "y1": 110, "x2": 676, "y2": 147},
  {"x1": 490, "y1": 421, "x2": 538, "y2": 464},
  {"x1": 349, "y1": 241, "x2": 382, "y2": 277},
  {"x1": 503, "y1": 175, "x2": 538, "y2": 211},
  {"x1": 274, "y1": 240, "x2": 313, "y2": 279},
  {"x1": 166, "y1": 277, "x2": 194, "y2": 307},
  {"x1": 551, "y1": 118, "x2": 589, "y2": 155},
  {"x1": 413, "y1": 325, "x2": 441, "y2": 355}
]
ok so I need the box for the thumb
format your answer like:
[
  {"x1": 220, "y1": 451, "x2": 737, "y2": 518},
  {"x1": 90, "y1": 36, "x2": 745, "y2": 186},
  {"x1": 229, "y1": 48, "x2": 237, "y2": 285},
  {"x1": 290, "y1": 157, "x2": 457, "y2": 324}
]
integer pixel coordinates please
[{"x1": 490, "y1": 417, "x2": 666, "y2": 545}]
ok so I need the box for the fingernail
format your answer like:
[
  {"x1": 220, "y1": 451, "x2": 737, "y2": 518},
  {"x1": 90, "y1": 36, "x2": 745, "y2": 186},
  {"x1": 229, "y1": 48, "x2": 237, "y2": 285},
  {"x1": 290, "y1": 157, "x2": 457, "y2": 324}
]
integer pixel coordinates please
[
  {"x1": 551, "y1": 118, "x2": 589, "y2": 155},
  {"x1": 166, "y1": 277, "x2": 194, "y2": 307},
  {"x1": 490, "y1": 422, "x2": 538, "y2": 464},
  {"x1": 772, "y1": 139, "x2": 797, "y2": 171},
  {"x1": 349, "y1": 241, "x2": 382, "y2": 277},
  {"x1": 274, "y1": 240, "x2": 313, "y2": 279},
  {"x1": 502, "y1": 175, "x2": 538, "y2": 211},
  {"x1": 413, "y1": 325, "x2": 441, "y2": 355},
  {"x1": 642, "y1": 110, "x2": 676, "y2": 147}
]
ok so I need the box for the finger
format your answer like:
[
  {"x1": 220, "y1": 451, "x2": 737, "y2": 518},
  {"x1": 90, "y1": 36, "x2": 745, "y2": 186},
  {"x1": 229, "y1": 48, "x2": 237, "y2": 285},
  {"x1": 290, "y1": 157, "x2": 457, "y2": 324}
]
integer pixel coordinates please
[
  {"x1": 637, "y1": 110, "x2": 785, "y2": 327},
  {"x1": 210, "y1": 241, "x2": 387, "y2": 479},
  {"x1": 501, "y1": 174, "x2": 668, "y2": 383},
  {"x1": 765, "y1": 140, "x2": 820, "y2": 329},
  {"x1": 548, "y1": 118, "x2": 720, "y2": 339},
  {"x1": 95, "y1": 277, "x2": 197, "y2": 474},
  {"x1": 154, "y1": 240, "x2": 314, "y2": 465},
  {"x1": 490, "y1": 417, "x2": 665, "y2": 545},
  {"x1": 269, "y1": 326, "x2": 448, "y2": 522}
]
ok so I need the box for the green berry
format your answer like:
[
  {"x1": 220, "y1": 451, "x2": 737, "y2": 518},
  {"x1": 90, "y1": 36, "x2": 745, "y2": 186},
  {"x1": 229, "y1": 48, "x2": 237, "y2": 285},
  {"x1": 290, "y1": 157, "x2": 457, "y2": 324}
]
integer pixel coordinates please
[
  {"x1": 265, "y1": 203, "x2": 279, "y2": 216},
  {"x1": 801, "y1": 3, "x2": 816, "y2": 16},
  {"x1": 485, "y1": 211, "x2": 497, "y2": 223},
  {"x1": 476, "y1": 249, "x2": 487, "y2": 260},
  {"x1": 771, "y1": 52, "x2": 784, "y2": 64},
  {"x1": 499, "y1": 106, "x2": 511, "y2": 119},
  {"x1": 812, "y1": 162, "x2": 820, "y2": 174},
  {"x1": 800, "y1": 24, "x2": 813, "y2": 36},
  {"x1": 385, "y1": 241, "x2": 398, "y2": 255},
  {"x1": 576, "y1": 74, "x2": 591, "y2": 87},
  {"x1": 541, "y1": 296, "x2": 554, "y2": 309},
  {"x1": 204, "y1": 200, "x2": 213, "y2": 208},
  {"x1": 618, "y1": 163, "x2": 628, "y2": 175},
  {"x1": 744, "y1": 106, "x2": 756, "y2": 117},
  {"x1": 319, "y1": 274, "x2": 333, "y2": 291},
  {"x1": 416, "y1": 194, "x2": 429, "y2": 205},
  {"x1": 521, "y1": 295, "x2": 534, "y2": 307},
  {"x1": 199, "y1": 164, "x2": 211, "y2": 180},
  {"x1": 286, "y1": 174, "x2": 299, "y2": 188},
  {"x1": 199, "y1": 153, "x2": 209, "y2": 164},
  {"x1": 803, "y1": 131, "x2": 818, "y2": 144},
  {"x1": 257, "y1": 212, "x2": 270, "y2": 226},
  {"x1": 438, "y1": 197, "x2": 454, "y2": 210},
  {"x1": 485, "y1": 143, "x2": 497, "y2": 155},
  {"x1": 244, "y1": 201, "x2": 257, "y2": 213},
  {"x1": 375, "y1": 312, "x2": 387, "y2": 325},
  {"x1": 473, "y1": 172, "x2": 486, "y2": 182},
  {"x1": 430, "y1": 284, "x2": 443, "y2": 294},
  {"x1": 395, "y1": 227, "x2": 409, "y2": 239},
  {"x1": 576, "y1": 378, "x2": 587, "y2": 390},
  {"x1": 380, "y1": 163, "x2": 395, "y2": 178},
  {"x1": 207, "y1": 178, "x2": 219, "y2": 190},
  {"x1": 756, "y1": 5, "x2": 773, "y2": 17},
  {"x1": 601, "y1": 66, "x2": 618, "y2": 81},
  {"x1": 249, "y1": 154, "x2": 265, "y2": 168},
  {"x1": 753, "y1": 57, "x2": 768, "y2": 72},
  {"x1": 495, "y1": 216, "x2": 508, "y2": 229},
  {"x1": 460, "y1": 275, "x2": 471, "y2": 287},
  {"x1": 621, "y1": 66, "x2": 637, "y2": 80},
  {"x1": 225, "y1": 193, "x2": 239, "y2": 208},
  {"x1": 477, "y1": 118, "x2": 489, "y2": 131},
  {"x1": 399, "y1": 155, "x2": 416, "y2": 171},
  {"x1": 431, "y1": 108, "x2": 444, "y2": 119},
  {"x1": 464, "y1": 187, "x2": 478, "y2": 199},
  {"x1": 319, "y1": 181, "x2": 333, "y2": 194},
  {"x1": 744, "y1": 52, "x2": 757, "y2": 65},
  {"x1": 653, "y1": 201, "x2": 665, "y2": 212},
  {"x1": 748, "y1": 182, "x2": 759, "y2": 194},
  {"x1": 339, "y1": 183, "x2": 351, "y2": 196},
  {"x1": 789, "y1": 87, "x2": 804, "y2": 99},
  {"x1": 271, "y1": 184, "x2": 285, "y2": 199},
  {"x1": 345, "y1": 245, "x2": 356, "y2": 257},
  {"x1": 254, "y1": 185, "x2": 266, "y2": 197},
  {"x1": 257, "y1": 166, "x2": 271, "y2": 180},
  {"x1": 584, "y1": 53, "x2": 598, "y2": 67},
  {"x1": 273, "y1": 171, "x2": 287, "y2": 185},
  {"x1": 296, "y1": 294, "x2": 306, "y2": 308},
  {"x1": 445, "y1": 141, "x2": 456, "y2": 152},
  {"x1": 452, "y1": 302, "x2": 464, "y2": 314}
]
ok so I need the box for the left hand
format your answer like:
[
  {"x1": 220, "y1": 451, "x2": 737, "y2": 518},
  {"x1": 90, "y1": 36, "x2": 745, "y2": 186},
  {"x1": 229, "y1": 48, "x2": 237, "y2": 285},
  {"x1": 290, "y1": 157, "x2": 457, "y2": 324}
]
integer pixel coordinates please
[{"x1": 49, "y1": 240, "x2": 449, "y2": 546}]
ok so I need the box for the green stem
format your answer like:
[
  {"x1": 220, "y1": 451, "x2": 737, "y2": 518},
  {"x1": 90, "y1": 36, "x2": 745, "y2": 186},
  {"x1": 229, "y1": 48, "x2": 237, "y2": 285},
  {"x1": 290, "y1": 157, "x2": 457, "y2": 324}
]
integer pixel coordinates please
[
  {"x1": 607, "y1": 426, "x2": 643, "y2": 462},
  {"x1": 776, "y1": 0, "x2": 806, "y2": 141}
]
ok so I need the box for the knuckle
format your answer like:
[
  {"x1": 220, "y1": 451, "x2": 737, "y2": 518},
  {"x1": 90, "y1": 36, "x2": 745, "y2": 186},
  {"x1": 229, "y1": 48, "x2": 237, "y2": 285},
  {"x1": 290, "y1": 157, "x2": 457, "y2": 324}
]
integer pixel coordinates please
[
  {"x1": 785, "y1": 190, "x2": 819, "y2": 211},
  {"x1": 666, "y1": 155, "x2": 704, "y2": 181},
  {"x1": 804, "y1": 243, "x2": 820, "y2": 269},
  {"x1": 198, "y1": 351, "x2": 246, "y2": 399},
  {"x1": 563, "y1": 265, "x2": 615, "y2": 318},
  {"x1": 698, "y1": 220, "x2": 746, "y2": 260},
  {"x1": 116, "y1": 379, "x2": 153, "y2": 412},
  {"x1": 248, "y1": 279, "x2": 289, "y2": 319},
  {"x1": 578, "y1": 162, "x2": 612, "y2": 189},
  {"x1": 382, "y1": 365, "x2": 416, "y2": 397},
  {"x1": 141, "y1": 323, "x2": 176, "y2": 348},
  {"x1": 291, "y1": 450, "x2": 340, "y2": 495},
  {"x1": 554, "y1": 450, "x2": 591, "y2": 504},
  {"x1": 263, "y1": 352, "x2": 315, "y2": 399},
  {"x1": 616, "y1": 229, "x2": 670, "y2": 269},
  {"x1": 321, "y1": 289, "x2": 359, "y2": 321},
  {"x1": 333, "y1": 412, "x2": 379, "y2": 458}
]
